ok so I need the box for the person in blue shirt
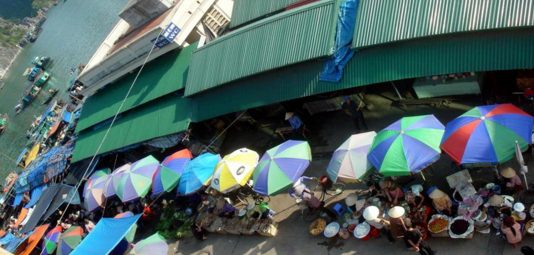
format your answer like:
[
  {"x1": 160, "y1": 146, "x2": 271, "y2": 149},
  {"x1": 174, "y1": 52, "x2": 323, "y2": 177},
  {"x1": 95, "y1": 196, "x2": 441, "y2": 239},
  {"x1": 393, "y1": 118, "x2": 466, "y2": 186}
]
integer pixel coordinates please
[{"x1": 285, "y1": 112, "x2": 308, "y2": 138}]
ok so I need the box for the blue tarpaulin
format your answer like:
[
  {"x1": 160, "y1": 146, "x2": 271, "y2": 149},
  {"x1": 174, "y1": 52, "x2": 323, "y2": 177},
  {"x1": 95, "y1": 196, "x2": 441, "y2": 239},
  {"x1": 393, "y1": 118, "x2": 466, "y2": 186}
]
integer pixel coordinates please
[
  {"x1": 12, "y1": 193, "x2": 23, "y2": 207},
  {"x1": 14, "y1": 172, "x2": 30, "y2": 194},
  {"x1": 319, "y1": 0, "x2": 359, "y2": 82},
  {"x1": 71, "y1": 215, "x2": 141, "y2": 255},
  {"x1": 24, "y1": 185, "x2": 46, "y2": 208},
  {"x1": 62, "y1": 111, "x2": 73, "y2": 123},
  {"x1": 0, "y1": 232, "x2": 14, "y2": 246}
]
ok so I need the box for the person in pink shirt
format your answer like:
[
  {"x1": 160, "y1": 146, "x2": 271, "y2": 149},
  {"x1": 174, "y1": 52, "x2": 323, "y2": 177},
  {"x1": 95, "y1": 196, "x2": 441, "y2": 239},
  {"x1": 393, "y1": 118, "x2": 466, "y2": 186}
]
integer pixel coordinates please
[
  {"x1": 501, "y1": 216, "x2": 522, "y2": 248},
  {"x1": 500, "y1": 167, "x2": 523, "y2": 194}
]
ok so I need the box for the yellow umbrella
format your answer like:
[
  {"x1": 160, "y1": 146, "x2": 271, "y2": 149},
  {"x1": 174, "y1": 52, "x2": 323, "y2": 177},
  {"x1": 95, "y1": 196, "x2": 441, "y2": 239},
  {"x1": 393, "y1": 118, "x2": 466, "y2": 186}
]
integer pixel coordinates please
[
  {"x1": 210, "y1": 148, "x2": 259, "y2": 193},
  {"x1": 24, "y1": 144, "x2": 40, "y2": 168}
]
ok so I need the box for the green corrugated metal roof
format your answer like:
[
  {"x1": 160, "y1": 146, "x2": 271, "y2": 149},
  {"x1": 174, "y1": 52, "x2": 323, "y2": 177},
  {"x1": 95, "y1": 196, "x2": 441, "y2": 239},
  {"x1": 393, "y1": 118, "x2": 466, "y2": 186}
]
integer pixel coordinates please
[
  {"x1": 185, "y1": 0, "x2": 338, "y2": 96},
  {"x1": 354, "y1": 0, "x2": 534, "y2": 48},
  {"x1": 76, "y1": 43, "x2": 196, "y2": 132},
  {"x1": 229, "y1": 0, "x2": 302, "y2": 28},
  {"x1": 72, "y1": 94, "x2": 192, "y2": 163},
  {"x1": 192, "y1": 28, "x2": 534, "y2": 121}
]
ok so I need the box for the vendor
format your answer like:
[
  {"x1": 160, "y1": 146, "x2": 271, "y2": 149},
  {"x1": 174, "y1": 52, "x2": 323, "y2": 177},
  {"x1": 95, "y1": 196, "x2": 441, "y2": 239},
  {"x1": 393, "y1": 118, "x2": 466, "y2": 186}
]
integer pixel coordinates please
[
  {"x1": 427, "y1": 187, "x2": 453, "y2": 216},
  {"x1": 345, "y1": 193, "x2": 366, "y2": 219},
  {"x1": 406, "y1": 185, "x2": 431, "y2": 227},
  {"x1": 388, "y1": 206, "x2": 409, "y2": 240},
  {"x1": 499, "y1": 167, "x2": 523, "y2": 194},
  {"x1": 363, "y1": 206, "x2": 395, "y2": 243},
  {"x1": 381, "y1": 179, "x2": 404, "y2": 206},
  {"x1": 501, "y1": 216, "x2": 523, "y2": 248}
]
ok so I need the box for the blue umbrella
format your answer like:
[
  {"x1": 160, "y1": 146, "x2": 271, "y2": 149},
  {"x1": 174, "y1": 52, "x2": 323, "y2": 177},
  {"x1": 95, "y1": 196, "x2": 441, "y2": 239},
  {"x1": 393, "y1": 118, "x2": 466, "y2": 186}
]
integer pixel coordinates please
[{"x1": 177, "y1": 153, "x2": 220, "y2": 195}]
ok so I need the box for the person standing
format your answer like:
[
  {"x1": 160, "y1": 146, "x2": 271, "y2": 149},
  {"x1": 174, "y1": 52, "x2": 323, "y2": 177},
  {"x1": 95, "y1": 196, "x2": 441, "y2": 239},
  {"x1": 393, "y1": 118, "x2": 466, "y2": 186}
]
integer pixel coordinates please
[
  {"x1": 341, "y1": 96, "x2": 368, "y2": 132},
  {"x1": 285, "y1": 112, "x2": 308, "y2": 139},
  {"x1": 404, "y1": 227, "x2": 435, "y2": 255}
]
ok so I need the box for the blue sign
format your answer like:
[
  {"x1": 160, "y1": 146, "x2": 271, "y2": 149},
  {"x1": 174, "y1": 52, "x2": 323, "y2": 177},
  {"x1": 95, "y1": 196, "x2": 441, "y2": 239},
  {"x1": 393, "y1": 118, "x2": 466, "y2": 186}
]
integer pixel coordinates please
[{"x1": 151, "y1": 22, "x2": 181, "y2": 48}]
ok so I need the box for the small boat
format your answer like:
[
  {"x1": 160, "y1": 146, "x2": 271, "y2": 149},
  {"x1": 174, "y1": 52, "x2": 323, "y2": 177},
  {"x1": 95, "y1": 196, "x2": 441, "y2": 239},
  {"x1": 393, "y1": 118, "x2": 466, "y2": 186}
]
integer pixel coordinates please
[
  {"x1": 41, "y1": 88, "x2": 58, "y2": 105},
  {"x1": 31, "y1": 56, "x2": 50, "y2": 69},
  {"x1": 27, "y1": 66, "x2": 41, "y2": 81},
  {"x1": 34, "y1": 72, "x2": 50, "y2": 88},
  {"x1": 0, "y1": 114, "x2": 7, "y2": 134}
]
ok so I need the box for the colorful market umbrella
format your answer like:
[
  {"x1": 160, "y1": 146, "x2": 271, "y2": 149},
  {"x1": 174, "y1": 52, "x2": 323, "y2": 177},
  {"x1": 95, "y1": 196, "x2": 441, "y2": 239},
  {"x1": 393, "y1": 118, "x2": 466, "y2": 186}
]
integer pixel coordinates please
[
  {"x1": 177, "y1": 153, "x2": 220, "y2": 195},
  {"x1": 132, "y1": 232, "x2": 168, "y2": 255},
  {"x1": 152, "y1": 149, "x2": 192, "y2": 195},
  {"x1": 57, "y1": 226, "x2": 84, "y2": 255},
  {"x1": 83, "y1": 169, "x2": 110, "y2": 212},
  {"x1": 368, "y1": 115, "x2": 444, "y2": 176},
  {"x1": 114, "y1": 212, "x2": 137, "y2": 243},
  {"x1": 103, "y1": 164, "x2": 131, "y2": 198},
  {"x1": 41, "y1": 226, "x2": 62, "y2": 255},
  {"x1": 115, "y1": 156, "x2": 159, "y2": 202},
  {"x1": 211, "y1": 148, "x2": 259, "y2": 193},
  {"x1": 441, "y1": 104, "x2": 534, "y2": 165},
  {"x1": 327, "y1": 131, "x2": 377, "y2": 182},
  {"x1": 253, "y1": 140, "x2": 312, "y2": 196}
]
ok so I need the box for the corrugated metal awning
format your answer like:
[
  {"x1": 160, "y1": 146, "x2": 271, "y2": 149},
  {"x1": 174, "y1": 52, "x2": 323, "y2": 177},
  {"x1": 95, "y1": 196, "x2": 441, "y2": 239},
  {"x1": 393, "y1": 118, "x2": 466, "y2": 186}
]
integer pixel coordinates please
[
  {"x1": 191, "y1": 28, "x2": 534, "y2": 122},
  {"x1": 76, "y1": 43, "x2": 196, "y2": 132},
  {"x1": 72, "y1": 94, "x2": 192, "y2": 163}
]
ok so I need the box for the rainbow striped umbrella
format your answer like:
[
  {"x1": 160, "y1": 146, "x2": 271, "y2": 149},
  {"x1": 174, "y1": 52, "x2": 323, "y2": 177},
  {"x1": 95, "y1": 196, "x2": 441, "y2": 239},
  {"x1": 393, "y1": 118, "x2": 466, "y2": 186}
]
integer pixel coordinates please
[
  {"x1": 41, "y1": 226, "x2": 62, "y2": 255},
  {"x1": 253, "y1": 140, "x2": 312, "y2": 196},
  {"x1": 133, "y1": 232, "x2": 168, "y2": 255},
  {"x1": 152, "y1": 149, "x2": 192, "y2": 195},
  {"x1": 441, "y1": 104, "x2": 534, "y2": 164},
  {"x1": 368, "y1": 115, "x2": 444, "y2": 176},
  {"x1": 57, "y1": 226, "x2": 84, "y2": 255},
  {"x1": 211, "y1": 148, "x2": 259, "y2": 193},
  {"x1": 103, "y1": 164, "x2": 131, "y2": 198},
  {"x1": 177, "y1": 153, "x2": 220, "y2": 195},
  {"x1": 83, "y1": 169, "x2": 110, "y2": 212},
  {"x1": 116, "y1": 156, "x2": 159, "y2": 202}
]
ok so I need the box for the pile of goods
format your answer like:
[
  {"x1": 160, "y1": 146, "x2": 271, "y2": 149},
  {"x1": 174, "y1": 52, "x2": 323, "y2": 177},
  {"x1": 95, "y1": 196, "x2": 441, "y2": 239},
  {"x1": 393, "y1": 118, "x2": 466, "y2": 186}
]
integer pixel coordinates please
[
  {"x1": 448, "y1": 216, "x2": 474, "y2": 239},
  {"x1": 450, "y1": 219, "x2": 469, "y2": 235},
  {"x1": 428, "y1": 217, "x2": 448, "y2": 233},
  {"x1": 309, "y1": 218, "x2": 326, "y2": 236}
]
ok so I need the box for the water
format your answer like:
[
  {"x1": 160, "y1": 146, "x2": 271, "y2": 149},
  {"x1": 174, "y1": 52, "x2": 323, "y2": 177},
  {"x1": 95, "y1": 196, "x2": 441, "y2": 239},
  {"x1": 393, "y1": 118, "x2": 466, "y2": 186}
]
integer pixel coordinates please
[
  {"x1": 0, "y1": 0, "x2": 34, "y2": 20},
  {"x1": 0, "y1": 0, "x2": 128, "y2": 177}
]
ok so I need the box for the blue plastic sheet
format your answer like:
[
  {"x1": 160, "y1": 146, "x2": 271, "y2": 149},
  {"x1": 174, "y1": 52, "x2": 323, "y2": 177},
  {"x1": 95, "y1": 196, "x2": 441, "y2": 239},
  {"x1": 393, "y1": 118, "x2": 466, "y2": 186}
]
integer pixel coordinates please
[
  {"x1": 0, "y1": 232, "x2": 15, "y2": 246},
  {"x1": 24, "y1": 185, "x2": 46, "y2": 208},
  {"x1": 71, "y1": 215, "x2": 141, "y2": 255},
  {"x1": 12, "y1": 193, "x2": 23, "y2": 207},
  {"x1": 319, "y1": 0, "x2": 359, "y2": 82}
]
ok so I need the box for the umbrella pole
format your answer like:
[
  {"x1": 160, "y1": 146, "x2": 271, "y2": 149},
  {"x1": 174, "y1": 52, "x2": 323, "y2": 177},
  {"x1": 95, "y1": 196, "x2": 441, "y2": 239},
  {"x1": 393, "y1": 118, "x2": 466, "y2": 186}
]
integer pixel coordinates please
[
  {"x1": 420, "y1": 171, "x2": 426, "y2": 181},
  {"x1": 522, "y1": 172, "x2": 529, "y2": 190}
]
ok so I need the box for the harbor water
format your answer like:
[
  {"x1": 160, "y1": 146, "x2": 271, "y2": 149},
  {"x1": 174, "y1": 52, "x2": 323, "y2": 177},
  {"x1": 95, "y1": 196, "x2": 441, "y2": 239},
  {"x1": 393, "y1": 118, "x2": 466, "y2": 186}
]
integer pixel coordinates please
[{"x1": 0, "y1": 0, "x2": 128, "y2": 177}]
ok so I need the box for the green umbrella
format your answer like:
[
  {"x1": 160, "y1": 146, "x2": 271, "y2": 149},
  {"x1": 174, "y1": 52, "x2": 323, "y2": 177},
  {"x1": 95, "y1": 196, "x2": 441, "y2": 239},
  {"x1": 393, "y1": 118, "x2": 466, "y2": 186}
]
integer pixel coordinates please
[
  {"x1": 367, "y1": 115, "x2": 444, "y2": 176},
  {"x1": 133, "y1": 232, "x2": 168, "y2": 255},
  {"x1": 252, "y1": 140, "x2": 312, "y2": 196}
]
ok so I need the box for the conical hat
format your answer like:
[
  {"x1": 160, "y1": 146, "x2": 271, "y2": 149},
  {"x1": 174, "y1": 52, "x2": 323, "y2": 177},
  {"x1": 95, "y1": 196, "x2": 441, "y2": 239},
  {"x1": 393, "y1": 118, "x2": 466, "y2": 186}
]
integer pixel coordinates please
[
  {"x1": 388, "y1": 206, "x2": 405, "y2": 218},
  {"x1": 428, "y1": 187, "x2": 447, "y2": 199},
  {"x1": 363, "y1": 206, "x2": 379, "y2": 221},
  {"x1": 500, "y1": 167, "x2": 517, "y2": 178},
  {"x1": 284, "y1": 112, "x2": 294, "y2": 120},
  {"x1": 488, "y1": 195, "x2": 504, "y2": 207}
]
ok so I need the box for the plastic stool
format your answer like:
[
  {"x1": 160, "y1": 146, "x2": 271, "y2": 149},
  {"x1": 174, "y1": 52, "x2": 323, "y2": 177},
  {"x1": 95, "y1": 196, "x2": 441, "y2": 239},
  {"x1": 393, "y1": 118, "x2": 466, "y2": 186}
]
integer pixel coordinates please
[{"x1": 332, "y1": 203, "x2": 346, "y2": 217}]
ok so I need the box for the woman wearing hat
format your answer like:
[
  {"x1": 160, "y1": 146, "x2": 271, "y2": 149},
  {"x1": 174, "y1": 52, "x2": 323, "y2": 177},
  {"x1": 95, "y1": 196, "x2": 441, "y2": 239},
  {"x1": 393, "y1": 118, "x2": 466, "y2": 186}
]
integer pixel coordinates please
[
  {"x1": 499, "y1": 167, "x2": 523, "y2": 195},
  {"x1": 364, "y1": 206, "x2": 395, "y2": 242},
  {"x1": 427, "y1": 187, "x2": 453, "y2": 216},
  {"x1": 388, "y1": 206, "x2": 410, "y2": 240}
]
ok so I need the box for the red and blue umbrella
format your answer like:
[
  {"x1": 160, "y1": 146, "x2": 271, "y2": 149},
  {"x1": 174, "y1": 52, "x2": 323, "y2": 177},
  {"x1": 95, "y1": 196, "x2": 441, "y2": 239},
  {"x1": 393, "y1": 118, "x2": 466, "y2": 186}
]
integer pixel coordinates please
[
  {"x1": 368, "y1": 115, "x2": 444, "y2": 176},
  {"x1": 252, "y1": 140, "x2": 312, "y2": 196},
  {"x1": 177, "y1": 153, "x2": 220, "y2": 195},
  {"x1": 152, "y1": 149, "x2": 192, "y2": 195},
  {"x1": 441, "y1": 104, "x2": 534, "y2": 164},
  {"x1": 57, "y1": 226, "x2": 84, "y2": 255}
]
